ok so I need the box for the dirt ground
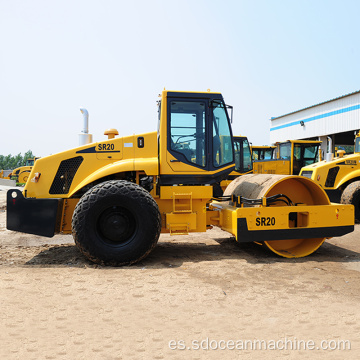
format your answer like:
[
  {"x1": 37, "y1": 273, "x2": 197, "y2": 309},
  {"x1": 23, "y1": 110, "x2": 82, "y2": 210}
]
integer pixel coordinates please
[{"x1": 0, "y1": 187, "x2": 359, "y2": 359}]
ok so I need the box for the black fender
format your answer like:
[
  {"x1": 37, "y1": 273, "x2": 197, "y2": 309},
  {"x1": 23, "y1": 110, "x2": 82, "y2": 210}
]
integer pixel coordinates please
[{"x1": 6, "y1": 189, "x2": 63, "y2": 237}]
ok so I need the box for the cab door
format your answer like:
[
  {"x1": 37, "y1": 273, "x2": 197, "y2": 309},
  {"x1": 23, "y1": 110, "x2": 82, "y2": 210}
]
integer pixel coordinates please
[
  {"x1": 159, "y1": 92, "x2": 234, "y2": 185},
  {"x1": 167, "y1": 99, "x2": 207, "y2": 172}
]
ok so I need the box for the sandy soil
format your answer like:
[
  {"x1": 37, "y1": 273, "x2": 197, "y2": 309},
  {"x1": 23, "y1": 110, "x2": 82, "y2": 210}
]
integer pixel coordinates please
[{"x1": 0, "y1": 188, "x2": 360, "y2": 359}]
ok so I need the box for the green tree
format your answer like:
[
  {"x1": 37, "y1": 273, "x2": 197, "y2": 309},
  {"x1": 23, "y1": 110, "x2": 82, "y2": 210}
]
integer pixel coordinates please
[
  {"x1": 23, "y1": 150, "x2": 35, "y2": 164},
  {"x1": 0, "y1": 151, "x2": 35, "y2": 170}
]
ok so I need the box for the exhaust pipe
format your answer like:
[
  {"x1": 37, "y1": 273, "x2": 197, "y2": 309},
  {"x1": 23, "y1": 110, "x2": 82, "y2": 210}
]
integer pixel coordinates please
[
  {"x1": 79, "y1": 107, "x2": 93, "y2": 146},
  {"x1": 325, "y1": 136, "x2": 333, "y2": 162},
  {"x1": 80, "y1": 108, "x2": 89, "y2": 134}
]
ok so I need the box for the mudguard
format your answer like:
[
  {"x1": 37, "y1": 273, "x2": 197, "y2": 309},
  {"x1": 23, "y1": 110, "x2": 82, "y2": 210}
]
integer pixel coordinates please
[{"x1": 6, "y1": 189, "x2": 62, "y2": 237}]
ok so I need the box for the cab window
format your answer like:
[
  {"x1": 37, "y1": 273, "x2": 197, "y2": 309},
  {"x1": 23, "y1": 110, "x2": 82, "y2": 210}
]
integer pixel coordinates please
[
  {"x1": 355, "y1": 137, "x2": 360, "y2": 153},
  {"x1": 279, "y1": 143, "x2": 291, "y2": 159},
  {"x1": 169, "y1": 101, "x2": 206, "y2": 167},
  {"x1": 243, "y1": 139, "x2": 253, "y2": 171},
  {"x1": 212, "y1": 101, "x2": 233, "y2": 167},
  {"x1": 252, "y1": 150, "x2": 259, "y2": 161},
  {"x1": 303, "y1": 144, "x2": 319, "y2": 165},
  {"x1": 234, "y1": 138, "x2": 252, "y2": 172},
  {"x1": 263, "y1": 149, "x2": 274, "y2": 159}
]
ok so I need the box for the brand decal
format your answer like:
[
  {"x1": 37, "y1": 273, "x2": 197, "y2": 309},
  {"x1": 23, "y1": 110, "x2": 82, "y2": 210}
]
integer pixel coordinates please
[
  {"x1": 98, "y1": 143, "x2": 115, "y2": 151},
  {"x1": 256, "y1": 217, "x2": 276, "y2": 226},
  {"x1": 345, "y1": 160, "x2": 356, "y2": 165},
  {"x1": 76, "y1": 145, "x2": 120, "y2": 154}
]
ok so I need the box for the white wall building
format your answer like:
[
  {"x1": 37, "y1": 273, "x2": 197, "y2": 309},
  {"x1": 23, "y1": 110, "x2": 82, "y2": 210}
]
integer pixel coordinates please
[{"x1": 270, "y1": 90, "x2": 360, "y2": 155}]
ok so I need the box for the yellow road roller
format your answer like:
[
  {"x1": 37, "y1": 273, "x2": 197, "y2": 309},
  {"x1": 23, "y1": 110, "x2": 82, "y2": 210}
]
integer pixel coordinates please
[
  {"x1": 251, "y1": 144, "x2": 276, "y2": 161},
  {"x1": 253, "y1": 140, "x2": 321, "y2": 175},
  {"x1": 0, "y1": 170, "x2": 12, "y2": 180},
  {"x1": 6, "y1": 90, "x2": 354, "y2": 265},
  {"x1": 300, "y1": 131, "x2": 360, "y2": 221},
  {"x1": 218, "y1": 135, "x2": 253, "y2": 193},
  {"x1": 10, "y1": 157, "x2": 39, "y2": 184}
]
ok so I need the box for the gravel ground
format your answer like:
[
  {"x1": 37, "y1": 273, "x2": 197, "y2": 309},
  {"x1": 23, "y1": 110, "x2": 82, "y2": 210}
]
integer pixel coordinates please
[{"x1": 0, "y1": 186, "x2": 359, "y2": 359}]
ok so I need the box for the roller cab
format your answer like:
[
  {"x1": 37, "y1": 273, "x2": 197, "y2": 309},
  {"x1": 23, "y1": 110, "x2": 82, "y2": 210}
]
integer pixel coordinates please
[
  {"x1": 253, "y1": 140, "x2": 321, "y2": 175},
  {"x1": 158, "y1": 91, "x2": 235, "y2": 185}
]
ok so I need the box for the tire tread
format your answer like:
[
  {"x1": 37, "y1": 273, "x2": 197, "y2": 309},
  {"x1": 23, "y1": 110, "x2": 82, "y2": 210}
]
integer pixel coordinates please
[{"x1": 72, "y1": 180, "x2": 161, "y2": 266}]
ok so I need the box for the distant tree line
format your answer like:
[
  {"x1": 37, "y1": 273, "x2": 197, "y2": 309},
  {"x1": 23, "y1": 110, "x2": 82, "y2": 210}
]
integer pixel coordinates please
[{"x1": 0, "y1": 150, "x2": 35, "y2": 170}]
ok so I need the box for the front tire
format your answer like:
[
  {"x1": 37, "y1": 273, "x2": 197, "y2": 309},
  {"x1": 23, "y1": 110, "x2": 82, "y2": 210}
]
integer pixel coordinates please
[
  {"x1": 72, "y1": 180, "x2": 161, "y2": 266},
  {"x1": 341, "y1": 181, "x2": 360, "y2": 222}
]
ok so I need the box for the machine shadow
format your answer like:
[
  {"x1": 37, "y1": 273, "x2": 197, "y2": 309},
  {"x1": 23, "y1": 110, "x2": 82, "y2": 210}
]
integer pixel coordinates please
[{"x1": 24, "y1": 237, "x2": 360, "y2": 269}]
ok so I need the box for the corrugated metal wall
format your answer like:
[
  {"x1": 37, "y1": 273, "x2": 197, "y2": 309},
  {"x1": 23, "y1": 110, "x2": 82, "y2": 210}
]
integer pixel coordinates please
[{"x1": 270, "y1": 92, "x2": 360, "y2": 143}]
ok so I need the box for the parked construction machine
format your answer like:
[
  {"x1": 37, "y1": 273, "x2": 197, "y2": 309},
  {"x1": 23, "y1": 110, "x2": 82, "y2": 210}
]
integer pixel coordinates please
[
  {"x1": 253, "y1": 140, "x2": 321, "y2": 175},
  {"x1": 7, "y1": 90, "x2": 354, "y2": 265},
  {"x1": 233, "y1": 136, "x2": 253, "y2": 177},
  {"x1": 218, "y1": 135, "x2": 253, "y2": 193},
  {"x1": 0, "y1": 170, "x2": 12, "y2": 180},
  {"x1": 10, "y1": 157, "x2": 39, "y2": 184},
  {"x1": 300, "y1": 131, "x2": 360, "y2": 221},
  {"x1": 251, "y1": 145, "x2": 276, "y2": 161}
]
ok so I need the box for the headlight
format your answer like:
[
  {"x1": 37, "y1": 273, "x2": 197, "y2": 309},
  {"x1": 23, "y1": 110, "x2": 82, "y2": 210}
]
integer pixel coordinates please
[{"x1": 301, "y1": 170, "x2": 313, "y2": 179}]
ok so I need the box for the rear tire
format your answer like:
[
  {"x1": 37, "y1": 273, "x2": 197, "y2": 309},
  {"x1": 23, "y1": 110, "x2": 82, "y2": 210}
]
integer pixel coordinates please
[
  {"x1": 340, "y1": 181, "x2": 360, "y2": 222},
  {"x1": 72, "y1": 180, "x2": 161, "y2": 266}
]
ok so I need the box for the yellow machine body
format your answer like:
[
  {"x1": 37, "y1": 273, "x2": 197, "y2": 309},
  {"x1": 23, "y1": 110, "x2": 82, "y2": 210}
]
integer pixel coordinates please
[
  {"x1": 11, "y1": 157, "x2": 39, "y2": 184},
  {"x1": 300, "y1": 132, "x2": 360, "y2": 220},
  {"x1": 253, "y1": 140, "x2": 321, "y2": 175},
  {"x1": 300, "y1": 153, "x2": 360, "y2": 191},
  {"x1": 219, "y1": 174, "x2": 352, "y2": 257},
  {"x1": 6, "y1": 90, "x2": 354, "y2": 265},
  {"x1": 24, "y1": 133, "x2": 158, "y2": 199}
]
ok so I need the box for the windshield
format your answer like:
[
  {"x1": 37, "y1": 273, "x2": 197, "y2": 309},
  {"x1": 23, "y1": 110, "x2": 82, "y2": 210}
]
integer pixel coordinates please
[
  {"x1": 25, "y1": 159, "x2": 34, "y2": 166},
  {"x1": 355, "y1": 137, "x2": 360, "y2": 153},
  {"x1": 293, "y1": 144, "x2": 319, "y2": 164},
  {"x1": 279, "y1": 143, "x2": 291, "y2": 159},
  {"x1": 212, "y1": 101, "x2": 234, "y2": 168},
  {"x1": 292, "y1": 143, "x2": 319, "y2": 174},
  {"x1": 169, "y1": 100, "x2": 206, "y2": 167},
  {"x1": 264, "y1": 149, "x2": 274, "y2": 159},
  {"x1": 234, "y1": 138, "x2": 253, "y2": 173},
  {"x1": 243, "y1": 139, "x2": 253, "y2": 171},
  {"x1": 252, "y1": 147, "x2": 274, "y2": 160},
  {"x1": 302, "y1": 144, "x2": 319, "y2": 165}
]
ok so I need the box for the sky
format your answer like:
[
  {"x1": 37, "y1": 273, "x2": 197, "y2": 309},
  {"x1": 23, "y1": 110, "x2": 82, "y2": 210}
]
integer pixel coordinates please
[{"x1": 1, "y1": 0, "x2": 360, "y2": 158}]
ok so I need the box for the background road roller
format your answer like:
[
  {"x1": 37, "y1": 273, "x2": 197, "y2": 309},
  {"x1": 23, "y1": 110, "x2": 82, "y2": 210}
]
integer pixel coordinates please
[
  {"x1": 218, "y1": 135, "x2": 253, "y2": 193},
  {"x1": 251, "y1": 144, "x2": 276, "y2": 161},
  {"x1": 253, "y1": 140, "x2": 321, "y2": 175},
  {"x1": 0, "y1": 170, "x2": 12, "y2": 180},
  {"x1": 6, "y1": 90, "x2": 354, "y2": 265},
  {"x1": 300, "y1": 131, "x2": 360, "y2": 221},
  {"x1": 10, "y1": 157, "x2": 39, "y2": 184}
]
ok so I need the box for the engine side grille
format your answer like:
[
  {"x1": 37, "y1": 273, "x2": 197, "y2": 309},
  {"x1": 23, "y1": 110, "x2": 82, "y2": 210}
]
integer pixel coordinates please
[
  {"x1": 49, "y1": 156, "x2": 84, "y2": 194},
  {"x1": 301, "y1": 170, "x2": 313, "y2": 179},
  {"x1": 325, "y1": 166, "x2": 340, "y2": 188}
]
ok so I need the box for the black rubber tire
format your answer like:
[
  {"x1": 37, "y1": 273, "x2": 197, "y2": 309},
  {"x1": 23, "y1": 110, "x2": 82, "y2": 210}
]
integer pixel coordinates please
[
  {"x1": 340, "y1": 180, "x2": 360, "y2": 222},
  {"x1": 72, "y1": 180, "x2": 161, "y2": 266}
]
